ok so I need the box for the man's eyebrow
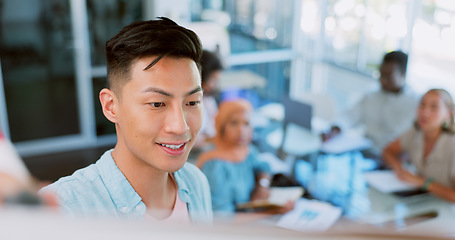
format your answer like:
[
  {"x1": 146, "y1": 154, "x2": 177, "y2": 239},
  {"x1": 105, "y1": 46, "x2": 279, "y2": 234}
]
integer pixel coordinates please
[
  {"x1": 187, "y1": 86, "x2": 203, "y2": 96},
  {"x1": 142, "y1": 87, "x2": 172, "y2": 97},
  {"x1": 141, "y1": 86, "x2": 203, "y2": 97}
]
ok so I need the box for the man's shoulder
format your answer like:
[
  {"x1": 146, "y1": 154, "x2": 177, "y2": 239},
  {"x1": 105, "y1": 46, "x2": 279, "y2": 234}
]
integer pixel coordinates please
[
  {"x1": 39, "y1": 150, "x2": 115, "y2": 202},
  {"x1": 39, "y1": 158, "x2": 120, "y2": 216},
  {"x1": 40, "y1": 163, "x2": 101, "y2": 196}
]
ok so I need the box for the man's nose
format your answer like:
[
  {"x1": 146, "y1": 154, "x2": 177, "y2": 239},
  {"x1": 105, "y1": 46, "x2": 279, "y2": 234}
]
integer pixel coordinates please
[{"x1": 164, "y1": 105, "x2": 189, "y2": 135}]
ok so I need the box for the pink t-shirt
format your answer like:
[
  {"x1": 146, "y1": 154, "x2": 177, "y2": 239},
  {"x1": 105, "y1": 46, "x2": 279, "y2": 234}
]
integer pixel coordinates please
[{"x1": 145, "y1": 174, "x2": 190, "y2": 224}]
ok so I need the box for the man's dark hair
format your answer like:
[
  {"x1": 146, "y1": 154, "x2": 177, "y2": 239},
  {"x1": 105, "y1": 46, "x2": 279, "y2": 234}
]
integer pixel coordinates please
[
  {"x1": 201, "y1": 50, "x2": 223, "y2": 85},
  {"x1": 105, "y1": 17, "x2": 203, "y2": 95},
  {"x1": 382, "y1": 50, "x2": 408, "y2": 74}
]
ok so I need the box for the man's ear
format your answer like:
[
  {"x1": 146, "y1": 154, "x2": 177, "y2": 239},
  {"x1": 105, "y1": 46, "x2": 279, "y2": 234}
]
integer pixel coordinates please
[{"x1": 99, "y1": 88, "x2": 118, "y2": 123}]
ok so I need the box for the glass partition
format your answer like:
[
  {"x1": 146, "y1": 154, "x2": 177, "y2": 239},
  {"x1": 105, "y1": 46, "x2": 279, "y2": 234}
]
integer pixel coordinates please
[
  {"x1": 87, "y1": 0, "x2": 144, "y2": 66},
  {"x1": 86, "y1": 0, "x2": 144, "y2": 136},
  {"x1": 221, "y1": 61, "x2": 291, "y2": 106},
  {"x1": 0, "y1": 0, "x2": 79, "y2": 142}
]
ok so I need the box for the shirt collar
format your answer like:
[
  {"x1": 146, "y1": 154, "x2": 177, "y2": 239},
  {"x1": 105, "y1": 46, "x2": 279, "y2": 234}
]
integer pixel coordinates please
[
  {"x1": 173, "y1": 166, "x2": 191, "y2": 203},
  {"x1": 95, "y1": 149, "x2": 143, "y2": 214}
]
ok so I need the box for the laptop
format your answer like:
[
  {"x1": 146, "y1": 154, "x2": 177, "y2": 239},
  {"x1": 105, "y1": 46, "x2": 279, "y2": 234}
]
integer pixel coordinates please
[{"x1": 282, "y1": 96, "x2": 313, "y2": 131}]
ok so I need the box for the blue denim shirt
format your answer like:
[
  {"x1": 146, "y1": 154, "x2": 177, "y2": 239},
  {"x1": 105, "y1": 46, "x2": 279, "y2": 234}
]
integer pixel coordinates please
[{"x1": 40, "y1": 149, "x2": 213, "y2": 225}]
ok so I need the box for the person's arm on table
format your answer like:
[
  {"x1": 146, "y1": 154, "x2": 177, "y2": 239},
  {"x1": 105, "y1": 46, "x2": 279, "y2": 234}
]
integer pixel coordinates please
[
  {"x1": 383, "y1": 138, "x2": 455, "y2": 202},
  {"x1": 382, "y1": 138, "x2": 405, "y2": 172}
]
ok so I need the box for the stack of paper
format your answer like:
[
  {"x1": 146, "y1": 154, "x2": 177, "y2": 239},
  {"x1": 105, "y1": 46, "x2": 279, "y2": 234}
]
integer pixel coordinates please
[{"x1": 363, "y1": 170, "x2": 419, "y2": 193}]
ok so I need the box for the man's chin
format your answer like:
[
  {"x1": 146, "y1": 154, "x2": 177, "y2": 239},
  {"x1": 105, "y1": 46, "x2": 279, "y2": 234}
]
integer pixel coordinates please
[
  {"x1": 166, "y1": 164, "x2": 186, "y2": 173},
  {"x1": 164, "y1": 156, "x2": 188, "y2": 173}
]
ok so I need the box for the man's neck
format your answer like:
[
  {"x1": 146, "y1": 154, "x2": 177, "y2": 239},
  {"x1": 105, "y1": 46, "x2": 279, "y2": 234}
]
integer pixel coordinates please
[
  {"x1": 383, "y1": 86, "x2": 404, "y2": 94},
  {"x1": 111, "y1": 146, "x2": 176, "y2": 217}
]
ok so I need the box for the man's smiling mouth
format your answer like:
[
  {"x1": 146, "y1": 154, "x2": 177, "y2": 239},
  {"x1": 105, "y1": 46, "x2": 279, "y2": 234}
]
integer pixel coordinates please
[{"x1": 157, "y1": 143, "x2": 185, "y2": 150}]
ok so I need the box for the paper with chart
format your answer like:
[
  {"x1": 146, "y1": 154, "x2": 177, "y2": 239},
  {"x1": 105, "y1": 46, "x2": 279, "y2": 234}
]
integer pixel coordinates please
[{"x1": 276, "y1": 198, "x2": 342, "y2": 232}]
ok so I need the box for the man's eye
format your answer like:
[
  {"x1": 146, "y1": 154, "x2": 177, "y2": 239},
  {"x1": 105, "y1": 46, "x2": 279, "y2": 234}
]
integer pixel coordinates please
[
  {"x1": 150, "y1": 102, "x2": 165, "y2": 108},
  {"x1": 187, "y1": 101, "x2": 200, "y2": 106}
]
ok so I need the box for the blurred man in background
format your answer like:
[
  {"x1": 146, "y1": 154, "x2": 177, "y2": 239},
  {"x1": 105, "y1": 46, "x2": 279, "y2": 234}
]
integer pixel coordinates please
[{"x1": 324, "y1": 50, "x2": 420, "y2": 165}]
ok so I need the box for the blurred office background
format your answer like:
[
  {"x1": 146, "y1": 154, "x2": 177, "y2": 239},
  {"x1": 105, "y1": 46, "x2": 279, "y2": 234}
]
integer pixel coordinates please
[{"x1": 1, "y1": 0, "x2": 455, "y2": 162}]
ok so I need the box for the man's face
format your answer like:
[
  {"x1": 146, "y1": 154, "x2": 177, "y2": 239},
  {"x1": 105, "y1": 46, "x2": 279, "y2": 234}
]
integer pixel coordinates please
[
  {"x1": 379, "y1": 62, "x2": 405, "y2": 93},
  {"x1": 114, "y1": 56, "x2": 203, "y2": 173}
]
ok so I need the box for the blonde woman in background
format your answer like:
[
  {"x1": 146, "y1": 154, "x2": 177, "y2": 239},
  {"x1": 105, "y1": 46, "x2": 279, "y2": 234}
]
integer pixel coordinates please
[{"x1": 383, "y1": 88, "x2": 455, "y2": 202}]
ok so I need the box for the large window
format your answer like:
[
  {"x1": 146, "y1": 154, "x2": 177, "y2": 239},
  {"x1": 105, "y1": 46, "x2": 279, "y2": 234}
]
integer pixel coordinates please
[
  {"x1": 299, "y1": 0, "x2": 411, "y2": 76},
  {"x1": 324, "y1": 0, "x2": 410, "y2": 73},
  {"x1": 191, "y1": 0, "x2": 294, "y2": 53},
  {"x1": 294, "y1": 0, "x2": 455, "y2": 114},
  {"x1": 407, "y1": 0, "x2": 455, "y2": 97}
]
